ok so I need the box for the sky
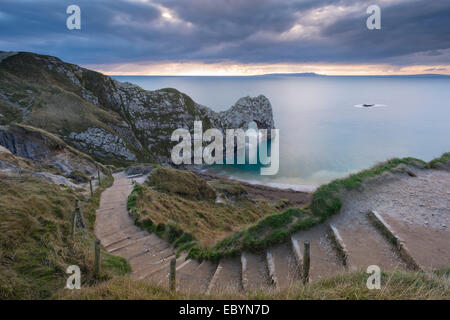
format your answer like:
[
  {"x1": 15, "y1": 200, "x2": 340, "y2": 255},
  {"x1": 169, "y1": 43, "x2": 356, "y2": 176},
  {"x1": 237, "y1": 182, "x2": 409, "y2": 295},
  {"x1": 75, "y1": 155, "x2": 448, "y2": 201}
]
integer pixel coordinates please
[{"x1": 0, "y1": 0, "x2": 449, "y2": 75}]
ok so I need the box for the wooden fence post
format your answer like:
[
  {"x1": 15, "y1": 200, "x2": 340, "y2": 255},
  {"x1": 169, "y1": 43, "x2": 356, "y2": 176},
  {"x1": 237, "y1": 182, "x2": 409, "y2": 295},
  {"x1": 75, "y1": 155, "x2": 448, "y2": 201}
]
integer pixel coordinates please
[
  {"x1": 94, "y1": 240, "x2": 101, "y2": 278},
  {"x1": 303, "y1": 241, "x2": 310, "y2": 284},
  {"x1": 75, "y1": 200, "x2": 86, "y2": 229},
  {"x1": 169, "y1": 258, "x2": 176, "y2": 292},
  {"x1": 71, "y1": 211, "x2": 77, "y2": 239},
  {"x1": 89, "y1": 179, "x2": 93, "y2": 197},
  {"x1": 97, "y1": 169, "x2": 101, "y2": 184}
]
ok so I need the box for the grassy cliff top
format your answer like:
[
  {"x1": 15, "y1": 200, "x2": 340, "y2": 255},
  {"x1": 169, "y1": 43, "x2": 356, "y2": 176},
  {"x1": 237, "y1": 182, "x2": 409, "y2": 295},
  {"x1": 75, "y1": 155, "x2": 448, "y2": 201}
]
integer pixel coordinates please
[
  {"x1": 147, "y1": 167, "x2": 216, "y2": 201},
  {"x1": 138, "y1": 153, "x2": 449, "y2": 261},
  {"x1": 0, "y1": 170, "x2": 127, "y2": 299},
  {"x1": 127, "y1": 168, "x2": 279, "y2": 252}
]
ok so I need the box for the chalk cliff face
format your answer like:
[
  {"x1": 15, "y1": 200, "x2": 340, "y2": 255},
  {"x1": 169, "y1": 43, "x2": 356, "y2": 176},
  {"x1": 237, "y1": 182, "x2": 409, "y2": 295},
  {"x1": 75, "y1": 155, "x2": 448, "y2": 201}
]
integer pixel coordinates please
[
  {"x1": 0, "y1": 51, "x2": 275, "y2": 164},
  {"x1": 0, "y1": 124, "x2": 103, "y2": 176}
]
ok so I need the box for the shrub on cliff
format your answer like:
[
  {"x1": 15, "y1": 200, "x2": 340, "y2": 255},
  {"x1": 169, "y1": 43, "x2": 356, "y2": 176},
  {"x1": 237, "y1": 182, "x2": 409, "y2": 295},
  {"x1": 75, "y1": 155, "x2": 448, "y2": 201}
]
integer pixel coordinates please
[
  {"x1": 208, "y1": 179, "x2": 247, "y2": 200},
  {"x1": 146, "y1": 167, "x2": 216, "y2": 201}
]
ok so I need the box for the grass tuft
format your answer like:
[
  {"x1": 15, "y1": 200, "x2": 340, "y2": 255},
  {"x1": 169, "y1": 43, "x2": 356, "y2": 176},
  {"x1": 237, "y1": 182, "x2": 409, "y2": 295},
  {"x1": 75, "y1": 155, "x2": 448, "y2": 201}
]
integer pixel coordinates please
[{"x1": 429, "y1": 152, "x2": 450, "y2": 169}]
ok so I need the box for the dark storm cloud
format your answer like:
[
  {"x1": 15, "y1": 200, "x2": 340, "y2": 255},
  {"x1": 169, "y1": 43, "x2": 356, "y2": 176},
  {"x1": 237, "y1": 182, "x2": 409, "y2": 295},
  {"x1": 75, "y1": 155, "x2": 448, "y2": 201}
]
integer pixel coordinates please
[
  {"x1": 161, "y1": 0, "x2": 340, "y2": 40},
  {"x1": 320, "y1": 0, "x2": 450, "y2": 64},
  {"x1": 0, "y1": 0, "x2": 449, "y2": 66}
]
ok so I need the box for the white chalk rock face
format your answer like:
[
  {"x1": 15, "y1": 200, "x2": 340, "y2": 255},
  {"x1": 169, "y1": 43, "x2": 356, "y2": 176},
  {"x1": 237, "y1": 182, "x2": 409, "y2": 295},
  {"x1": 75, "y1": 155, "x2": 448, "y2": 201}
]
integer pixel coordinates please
[
  {"x1": 217, "y1": 95, "x2": 275, "y2": 132},
  {"x1": 69, "y1": 127, "x2": 137, "y2": 161},
  {"x1": 0, "y1": 52, "x2": 276, "y2": 163}
]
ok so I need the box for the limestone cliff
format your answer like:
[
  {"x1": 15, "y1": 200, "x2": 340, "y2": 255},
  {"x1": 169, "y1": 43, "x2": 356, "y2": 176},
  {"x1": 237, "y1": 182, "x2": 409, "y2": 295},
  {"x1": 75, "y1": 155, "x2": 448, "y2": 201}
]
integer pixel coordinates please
[
  {"x1": 0, "y1": 123, "x2": 104, "y2": 176},
  {"x1": 0, "y1": 51, "x2": 275, "y2": 164}
]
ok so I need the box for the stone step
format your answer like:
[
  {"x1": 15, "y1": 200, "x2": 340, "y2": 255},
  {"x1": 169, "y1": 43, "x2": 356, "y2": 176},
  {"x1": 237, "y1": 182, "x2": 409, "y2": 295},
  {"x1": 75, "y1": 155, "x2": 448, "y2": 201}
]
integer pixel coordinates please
[
  {"x1": 108, "y1": 232, "x2": 161, "y2": 252},
  {"x1": 266, "y1": 251, "x2": 277, "y2": 287},
  {"x1": 207, "y1": 257, "x2": 242, "y2": 294},
  {"x1": 130, "y1": 246, "x2": 175, "y2": 274},
  {"x1": 99, "y1": 230, "x2": 144, "y2": 247},
  {"x1": 102, "y1": 235, "x2": 132, "y2": 249},
  {"x1": 176, "y1": 259, "x2": 203, "y2": 293},
  {"x1": 185, "y1": 260, "x2": 218, "y2": 294},
  {"x1": 96, "y1": 226, "x2": 144, "y2": 243},
  {"x1": 290, "y1": 236, "x2": 303, "y2": 268},
  {"x1": 98, "y1": 199, "x2": 130, "y2": 209},
  {"x1": 135, "y1": 254, "x2": 176, "y2": 281},
  {"x1": 267, "y1": 242, "x2": 300, "y2": 290},
  {"x1": 241, "y1": 252, "x2": 272, "y2": 292},
  {"x1": 108, "y1": 234, "x2": 159, "y2": 258},
  {"x1": 144, "y1": 265, "x2": 171, "y2": 287},
  {"x1": 105, "y1": 231, "x2": 152, "y2": 250},
  {"x1": 328, "y1": 219, "x2": 407, "y2": 272},
  {"x1": 368, "y1": 210, "x2": 450, "y2": 271},
  {"x1": 151, "y1": 254, "x2": 188, "y2": 288},
  {"x1": 292, "y1": 224, "x2": 345, "y2": 282},
  {"x1": 176, "y1": 258, "x2": 194, "y2": 273},
  {"x1": 130, "y1": 240, "x2": 171, "y2": 261},
  {"x1": 139, "y1": 259, "x2": 174, "y2": 283}
]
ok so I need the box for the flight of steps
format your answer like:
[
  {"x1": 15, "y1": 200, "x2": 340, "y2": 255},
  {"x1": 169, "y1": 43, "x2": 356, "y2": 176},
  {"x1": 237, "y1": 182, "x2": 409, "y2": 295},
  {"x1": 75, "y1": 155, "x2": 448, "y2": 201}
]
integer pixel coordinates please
[
  {"x1": 175, "y1": 211, "x2": 413, "y2": 294},
  {"x1": 95, "y1": 172, "x2": 446, "y2": 294}
]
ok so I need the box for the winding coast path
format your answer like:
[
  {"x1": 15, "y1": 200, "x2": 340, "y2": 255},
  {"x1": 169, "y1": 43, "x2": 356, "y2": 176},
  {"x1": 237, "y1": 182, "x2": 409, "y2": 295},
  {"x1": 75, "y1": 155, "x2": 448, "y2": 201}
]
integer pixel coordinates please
[{"x1": 95, "y1": 169, "x2": 450, "y2": 293}]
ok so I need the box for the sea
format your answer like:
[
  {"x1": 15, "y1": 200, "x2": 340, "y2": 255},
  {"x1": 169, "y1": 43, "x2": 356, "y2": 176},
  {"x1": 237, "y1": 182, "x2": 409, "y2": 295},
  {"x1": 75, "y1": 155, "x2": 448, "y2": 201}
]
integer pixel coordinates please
[{"x1": 113, "y1": 75, "x2": 450, "y2": 191}]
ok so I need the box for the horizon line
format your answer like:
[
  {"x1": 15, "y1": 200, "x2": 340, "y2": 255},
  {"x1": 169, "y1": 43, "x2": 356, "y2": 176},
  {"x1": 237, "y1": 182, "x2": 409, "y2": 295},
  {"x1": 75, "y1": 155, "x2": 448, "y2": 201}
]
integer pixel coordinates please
[{"x1": 107, "y1": 72, "x2": 450, "y2": 77}]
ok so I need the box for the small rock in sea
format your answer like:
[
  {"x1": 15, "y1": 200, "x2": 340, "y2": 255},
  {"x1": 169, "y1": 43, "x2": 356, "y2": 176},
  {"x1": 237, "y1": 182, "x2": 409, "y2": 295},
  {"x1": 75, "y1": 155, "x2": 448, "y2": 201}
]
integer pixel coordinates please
[{"x1": 442, "y1": 224, "x2": 447, "y2": 228}]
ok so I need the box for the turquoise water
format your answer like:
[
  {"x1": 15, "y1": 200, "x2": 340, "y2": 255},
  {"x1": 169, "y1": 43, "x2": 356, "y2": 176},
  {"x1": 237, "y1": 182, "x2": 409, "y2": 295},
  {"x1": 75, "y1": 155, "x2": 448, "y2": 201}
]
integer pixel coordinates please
[{"x1": 113, "y1": 75, "x2": 450, "y2": 189}]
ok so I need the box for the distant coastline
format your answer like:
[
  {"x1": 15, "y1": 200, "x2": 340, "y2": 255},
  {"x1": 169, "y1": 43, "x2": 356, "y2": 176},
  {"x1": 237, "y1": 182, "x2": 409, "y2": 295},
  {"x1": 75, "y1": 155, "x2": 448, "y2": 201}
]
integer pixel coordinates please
[{"x1": 112, "y1": 73, "x2": 450, "y2": 78}]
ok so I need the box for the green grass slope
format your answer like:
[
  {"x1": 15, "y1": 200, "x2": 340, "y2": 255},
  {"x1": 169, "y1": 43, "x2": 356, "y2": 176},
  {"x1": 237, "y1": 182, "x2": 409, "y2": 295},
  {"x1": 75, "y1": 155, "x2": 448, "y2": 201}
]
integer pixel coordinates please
[
  {"x1": 128, "y1": 154, "x2": 448, "y2": 261},
  {"x1": 127, "y1": 167, "x2": 279, "y2": 258},
  {"x1": 0, "y1": 170, "x2": 128, "y2": 299}
]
